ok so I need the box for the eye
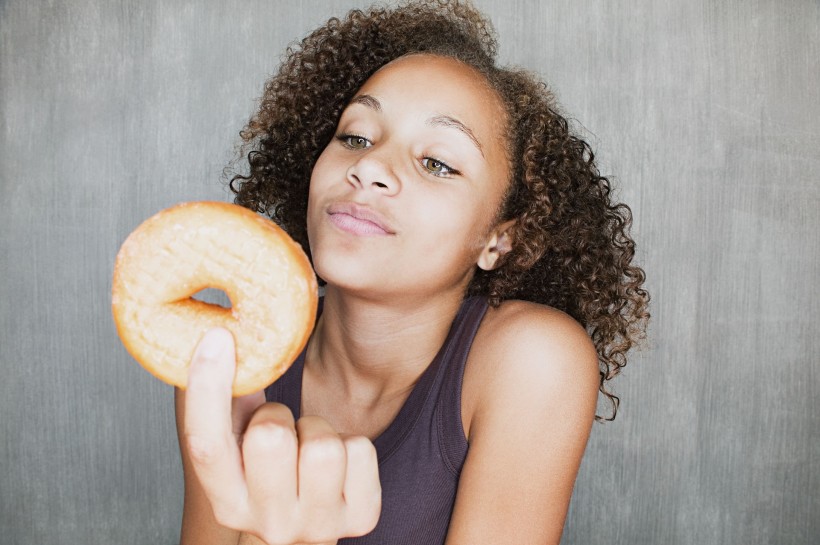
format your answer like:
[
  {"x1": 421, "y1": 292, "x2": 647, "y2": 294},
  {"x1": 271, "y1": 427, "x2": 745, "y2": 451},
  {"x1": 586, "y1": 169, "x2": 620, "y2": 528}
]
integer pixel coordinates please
[
  {"x1": 421, "y1": 157, "x2": 459, "y2": 177},
  {"x1": 337, "y1": 134, "x2": 372, "y2": 150}
]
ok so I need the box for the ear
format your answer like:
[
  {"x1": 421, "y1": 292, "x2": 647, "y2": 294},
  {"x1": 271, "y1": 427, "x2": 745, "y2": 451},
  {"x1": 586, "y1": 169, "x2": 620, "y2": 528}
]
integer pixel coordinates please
[{"x1": 477, "y1": 219, "x2": 516, "y2": 271}]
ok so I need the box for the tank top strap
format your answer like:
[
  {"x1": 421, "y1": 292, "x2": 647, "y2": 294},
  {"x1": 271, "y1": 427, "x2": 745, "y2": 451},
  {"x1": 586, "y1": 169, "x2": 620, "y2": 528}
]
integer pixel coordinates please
[
  {"x1": 435, "y1": 296, "x2": 489, "y2": 474},
  {"x1": 263, "y1": 298, "x2": 322, "y2": 416},
  {"x1": 264, "y1": 348, "x2": 304, "y2": 417}
]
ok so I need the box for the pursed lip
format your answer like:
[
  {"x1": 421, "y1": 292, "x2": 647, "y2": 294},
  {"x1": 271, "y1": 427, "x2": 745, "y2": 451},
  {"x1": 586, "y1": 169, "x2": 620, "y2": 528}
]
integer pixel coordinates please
[{"x1": 327, "y1": 202, "x2": 396, "y2": 235}]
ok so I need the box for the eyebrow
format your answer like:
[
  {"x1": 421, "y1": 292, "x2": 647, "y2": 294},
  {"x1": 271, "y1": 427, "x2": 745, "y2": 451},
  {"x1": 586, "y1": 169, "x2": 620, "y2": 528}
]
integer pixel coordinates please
[
  {"x1": 348, "y1": 94, "x2": 485, "y2": 158},
  {"x1": 350, "y1": 94, "x2": 382, "y2": 112},
  {"x1": 427, "y1": 115, "x2": 484, "y2": 158}
]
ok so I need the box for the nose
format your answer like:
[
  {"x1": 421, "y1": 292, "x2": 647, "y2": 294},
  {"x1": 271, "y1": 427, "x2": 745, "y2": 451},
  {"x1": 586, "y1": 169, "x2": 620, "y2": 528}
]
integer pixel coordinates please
[{"x1": 346, "y1": 148, "x2": 401, "y2": 196}]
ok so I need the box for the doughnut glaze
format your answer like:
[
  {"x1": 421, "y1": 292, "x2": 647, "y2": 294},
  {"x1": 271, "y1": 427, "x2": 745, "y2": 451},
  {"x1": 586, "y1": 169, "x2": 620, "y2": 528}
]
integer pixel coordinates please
[{"x1": 112, "y1": 201, "x2": 318, "y2": 396}]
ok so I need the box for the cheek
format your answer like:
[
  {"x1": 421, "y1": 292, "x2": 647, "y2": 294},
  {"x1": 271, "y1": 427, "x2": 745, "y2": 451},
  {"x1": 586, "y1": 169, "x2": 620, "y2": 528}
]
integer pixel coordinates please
[
  {"x1": 306, "y1": 182, "x2": 324, "y2": 253},
  {"x1": 306, "y1": 150, "x2": 337, "y2": 224},
  {"x1": 412, "y1": 192, "x2": 490, "y2": 257},
  {"x1": 309, "y1": 149, "x2": 331, "y2": 195}
]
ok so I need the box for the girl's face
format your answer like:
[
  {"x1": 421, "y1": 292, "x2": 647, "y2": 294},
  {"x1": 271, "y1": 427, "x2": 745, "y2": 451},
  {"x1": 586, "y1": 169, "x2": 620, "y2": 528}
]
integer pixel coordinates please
[{"x1": 307, "y1": 54, "x2": 511, "y2": 300}]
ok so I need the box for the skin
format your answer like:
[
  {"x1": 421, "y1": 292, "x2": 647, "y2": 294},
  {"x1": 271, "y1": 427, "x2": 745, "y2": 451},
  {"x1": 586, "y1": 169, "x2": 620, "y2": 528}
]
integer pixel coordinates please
[{"x1": 176, "y1": 54, "x2": 600, "y2": 545}]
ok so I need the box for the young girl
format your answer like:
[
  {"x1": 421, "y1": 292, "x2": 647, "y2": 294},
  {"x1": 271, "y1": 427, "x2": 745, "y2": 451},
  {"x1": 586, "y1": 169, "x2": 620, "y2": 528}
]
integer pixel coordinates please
[{"x1": 176, "y1": 1, "x2": 649, "y2": 544}]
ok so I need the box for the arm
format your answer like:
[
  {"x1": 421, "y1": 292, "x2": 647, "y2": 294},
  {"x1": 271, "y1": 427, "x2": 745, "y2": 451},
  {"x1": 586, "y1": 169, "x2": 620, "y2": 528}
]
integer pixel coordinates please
[{"x1": 446, "y1": 303, "x2": 600, "y2": 545}]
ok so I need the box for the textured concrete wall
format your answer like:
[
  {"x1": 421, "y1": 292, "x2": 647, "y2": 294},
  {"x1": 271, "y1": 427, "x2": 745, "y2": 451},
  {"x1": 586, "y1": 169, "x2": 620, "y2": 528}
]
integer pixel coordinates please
[{"x1": 1, "y1": 1, "x2": 817, "y2": 543}]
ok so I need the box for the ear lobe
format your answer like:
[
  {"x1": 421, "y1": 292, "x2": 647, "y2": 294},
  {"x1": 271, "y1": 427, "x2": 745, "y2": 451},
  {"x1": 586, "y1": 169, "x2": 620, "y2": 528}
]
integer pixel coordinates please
[{"x1": 477, "y1": 220, "x2": 516, "y2": 271}]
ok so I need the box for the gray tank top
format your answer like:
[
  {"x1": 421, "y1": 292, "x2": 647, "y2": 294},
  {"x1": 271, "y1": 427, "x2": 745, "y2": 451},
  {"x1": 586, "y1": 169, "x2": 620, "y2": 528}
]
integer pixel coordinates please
[{"x1": 265, "y1": 296, "x2": 489, "y2": 544}]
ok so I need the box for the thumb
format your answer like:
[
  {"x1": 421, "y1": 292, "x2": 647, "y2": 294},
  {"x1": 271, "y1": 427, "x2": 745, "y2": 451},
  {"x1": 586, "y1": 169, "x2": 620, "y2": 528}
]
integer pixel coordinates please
[
  {"x1": 184, "y1": 328, "x2": 248, "y2": 511},
  {"x1": 188, "y1": 327, "x2": 236, "y2": 395}
]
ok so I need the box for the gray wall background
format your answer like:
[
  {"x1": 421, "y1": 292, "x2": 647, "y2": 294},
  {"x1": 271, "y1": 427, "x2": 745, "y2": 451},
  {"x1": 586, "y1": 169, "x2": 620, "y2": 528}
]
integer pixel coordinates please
[{"x1": 1, "y1": 0, "x2": 818, "y2": 543}]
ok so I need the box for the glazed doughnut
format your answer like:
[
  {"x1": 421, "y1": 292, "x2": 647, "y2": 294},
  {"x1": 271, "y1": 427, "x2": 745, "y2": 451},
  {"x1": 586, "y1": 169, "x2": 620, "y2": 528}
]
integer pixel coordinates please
[{"x1": 112, "y1": 201, "x2": 318, "y2": 396}]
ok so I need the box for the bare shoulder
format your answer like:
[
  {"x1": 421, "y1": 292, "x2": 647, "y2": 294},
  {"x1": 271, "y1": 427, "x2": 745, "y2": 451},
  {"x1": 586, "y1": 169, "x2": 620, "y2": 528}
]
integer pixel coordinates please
[
  {"x1": 477, "y1": 299, "x2": 598, "y2": 362},
  {"x1": 448, "y1": 300, "x2": 601, "y2": 542},
  {"x1": 462, "y1": 300, "x2": 600, "y2": 437}
]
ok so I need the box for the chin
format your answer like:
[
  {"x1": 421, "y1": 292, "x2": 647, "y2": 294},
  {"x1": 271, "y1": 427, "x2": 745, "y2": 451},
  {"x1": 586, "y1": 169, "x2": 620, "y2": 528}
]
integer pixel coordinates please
[{"x1": 311, "y1": 246, "x2": 375, "y2": 292}]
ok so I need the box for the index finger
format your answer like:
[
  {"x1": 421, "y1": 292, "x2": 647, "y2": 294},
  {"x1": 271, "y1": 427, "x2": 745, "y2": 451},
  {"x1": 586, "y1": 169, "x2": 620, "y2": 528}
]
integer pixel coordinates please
[{"x1": 184, "y1": 327, "x2": 249, "y2": 522}]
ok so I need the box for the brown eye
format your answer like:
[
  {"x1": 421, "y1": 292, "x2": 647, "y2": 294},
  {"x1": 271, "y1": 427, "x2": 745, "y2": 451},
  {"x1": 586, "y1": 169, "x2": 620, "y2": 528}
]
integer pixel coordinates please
[
  {"x1": 338, "y1": 134, "x2": 371, "y2": 149},
  {"x1": 422, "y1": 157, "x2": 455, "y2": 177}
]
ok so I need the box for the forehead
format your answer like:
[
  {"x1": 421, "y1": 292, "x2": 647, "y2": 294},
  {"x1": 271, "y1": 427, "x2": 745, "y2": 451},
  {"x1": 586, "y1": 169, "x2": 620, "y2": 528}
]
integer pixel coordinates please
[
  {"x1": 360, "y1": 53, "x2": 495, "y2": 94},
  {"x1": 352, "y1": 54, "x2": 507, "y2": 143}
]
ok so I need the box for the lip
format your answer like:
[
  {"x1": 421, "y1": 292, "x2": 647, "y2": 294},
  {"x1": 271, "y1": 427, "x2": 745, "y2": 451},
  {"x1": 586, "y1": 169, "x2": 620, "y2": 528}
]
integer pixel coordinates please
[{"x1": 327, "y1": 202, "x2": 396, "y2": 236}]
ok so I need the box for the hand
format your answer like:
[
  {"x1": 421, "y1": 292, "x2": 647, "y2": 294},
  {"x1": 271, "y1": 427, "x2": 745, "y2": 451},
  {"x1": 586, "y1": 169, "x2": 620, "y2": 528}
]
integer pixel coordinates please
[{"x1": 183, "y1": 328, "x2": 382, "y2": 545}]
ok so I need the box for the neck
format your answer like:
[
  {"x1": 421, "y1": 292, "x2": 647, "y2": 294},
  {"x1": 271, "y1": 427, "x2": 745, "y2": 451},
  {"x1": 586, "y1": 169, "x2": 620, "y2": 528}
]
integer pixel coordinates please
[{"x1": 306, "y1": 286, "x2": 467, "y2": 401}]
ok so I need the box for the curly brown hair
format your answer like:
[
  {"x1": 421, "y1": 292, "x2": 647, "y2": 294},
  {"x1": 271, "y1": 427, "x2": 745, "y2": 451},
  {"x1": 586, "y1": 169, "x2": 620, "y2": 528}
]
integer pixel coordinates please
[{"x1": 229, "y1": 0, "x2": 649, "y2": 420}]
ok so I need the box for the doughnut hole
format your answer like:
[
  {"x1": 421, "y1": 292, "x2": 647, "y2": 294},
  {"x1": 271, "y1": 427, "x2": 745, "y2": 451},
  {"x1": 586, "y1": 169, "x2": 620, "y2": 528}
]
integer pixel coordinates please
[{"x1": 191, "y1": 287, "x2": 232, "y2": 309}]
